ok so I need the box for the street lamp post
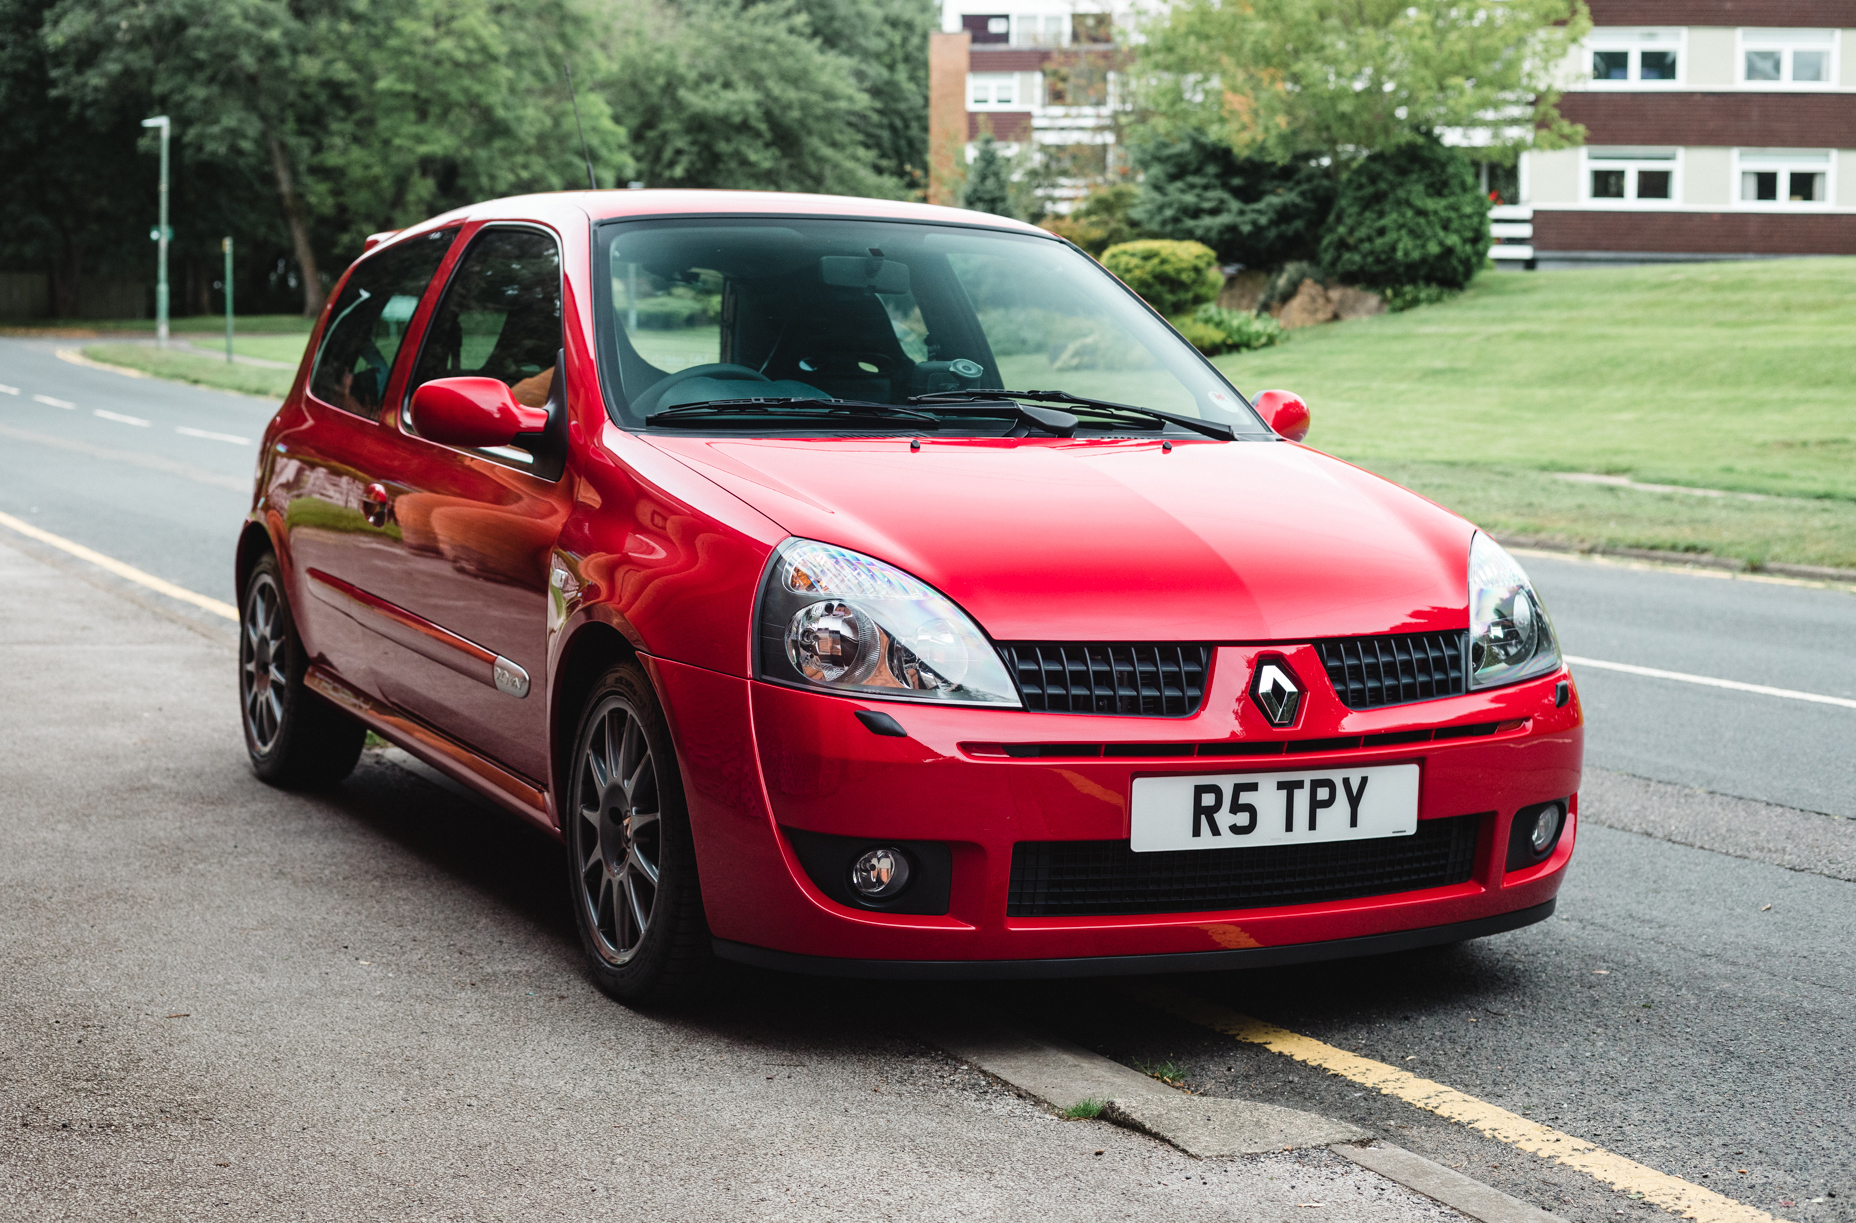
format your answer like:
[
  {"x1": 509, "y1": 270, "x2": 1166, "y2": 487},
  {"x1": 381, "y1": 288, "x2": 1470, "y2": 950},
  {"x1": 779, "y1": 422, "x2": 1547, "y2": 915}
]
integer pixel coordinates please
[
  {"x1": 223, "y1": 237, "x2": 234, "y2": 363},
  {"x1": 141, "y1": 116, "x2": 171, "y2": 347}
]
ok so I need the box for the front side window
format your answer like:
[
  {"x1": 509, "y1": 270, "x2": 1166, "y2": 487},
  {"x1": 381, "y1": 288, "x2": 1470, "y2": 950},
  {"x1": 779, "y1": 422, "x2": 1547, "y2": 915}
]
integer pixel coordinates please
[
  {"x1": 1587, "y1": 150, "x2": 1678, "y2": 203},
  {"x1": 406, "y1": 227, "x2": 563, "y2": 418},
  {"x1": 308, "y1": 229, "x2": 456, "y2": 419},
  {"x1": 1737, "y1": 150, "x2": 1832, "y2": 204},
  {"x1": 1741, "y1": 30, "x2": 1836, "y2": 83},
  {"x1": 595, "y1": 218, "x2": 1268, "y2": 437}
]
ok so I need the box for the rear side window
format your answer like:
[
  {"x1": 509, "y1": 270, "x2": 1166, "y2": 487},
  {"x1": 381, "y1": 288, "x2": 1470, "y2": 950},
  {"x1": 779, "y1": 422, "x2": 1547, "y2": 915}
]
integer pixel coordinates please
[
  {"x1": 308, "y1": 229, "x2": 456, "y2": 419},
  {"x1": 406, "y1": 227, "x2": 562, "y2": 411}
]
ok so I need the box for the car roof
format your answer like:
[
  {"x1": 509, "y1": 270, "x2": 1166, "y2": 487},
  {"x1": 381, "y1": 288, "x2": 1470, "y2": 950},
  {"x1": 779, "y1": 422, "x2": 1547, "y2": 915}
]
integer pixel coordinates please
[{"x1": 409, "y1": 188, "x2": 1056, "y2": 239}]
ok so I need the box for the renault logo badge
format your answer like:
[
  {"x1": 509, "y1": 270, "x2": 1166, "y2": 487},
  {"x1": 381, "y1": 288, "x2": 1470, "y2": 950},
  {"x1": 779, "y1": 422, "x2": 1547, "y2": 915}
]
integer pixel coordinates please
[{"x1": 1250, "y1": 658, "x2": 1304, "y2": 727}]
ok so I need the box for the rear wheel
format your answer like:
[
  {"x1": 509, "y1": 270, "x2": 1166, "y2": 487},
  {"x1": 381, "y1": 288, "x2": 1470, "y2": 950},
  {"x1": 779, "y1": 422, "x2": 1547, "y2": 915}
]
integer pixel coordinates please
[
  {"x1": 566, "y1": 663, "x2": 710, "y2": 1003},
  {"x1": 239, "y1": 552, "x2": 365, "y2": 788}
]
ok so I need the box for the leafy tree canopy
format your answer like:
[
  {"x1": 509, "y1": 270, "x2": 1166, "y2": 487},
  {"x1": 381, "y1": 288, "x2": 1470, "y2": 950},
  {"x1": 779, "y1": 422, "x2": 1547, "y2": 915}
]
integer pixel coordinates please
[
  {"x1": 1128, "y1": 129, "x2": 1334, "y2": 268},
  {"x1": 1131, "y1": 0, "x2": 1590, "y2": 166}
]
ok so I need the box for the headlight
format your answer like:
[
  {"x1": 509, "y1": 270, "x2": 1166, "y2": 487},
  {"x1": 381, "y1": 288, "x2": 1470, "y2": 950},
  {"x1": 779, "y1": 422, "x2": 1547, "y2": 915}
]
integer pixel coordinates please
[
  {"x1": 1467, "y1": 532, "x2": 1561, "y2": 690},
  {"x1": 755, "y1": 539, "x2": 1021, "y2": 706}
]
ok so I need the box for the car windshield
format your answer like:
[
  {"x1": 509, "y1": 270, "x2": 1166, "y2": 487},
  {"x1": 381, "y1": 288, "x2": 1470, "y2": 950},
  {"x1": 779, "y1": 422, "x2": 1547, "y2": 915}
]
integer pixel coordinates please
[{"x1": 592, "y1": 217, "x2": 1270, "y2": 437}]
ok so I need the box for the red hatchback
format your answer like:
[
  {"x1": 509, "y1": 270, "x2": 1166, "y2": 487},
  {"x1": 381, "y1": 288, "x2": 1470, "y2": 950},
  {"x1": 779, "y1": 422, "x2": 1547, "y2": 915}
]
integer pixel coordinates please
[{"x1": 239, "y1": 190, "x2": 1581, "y2": 1001}]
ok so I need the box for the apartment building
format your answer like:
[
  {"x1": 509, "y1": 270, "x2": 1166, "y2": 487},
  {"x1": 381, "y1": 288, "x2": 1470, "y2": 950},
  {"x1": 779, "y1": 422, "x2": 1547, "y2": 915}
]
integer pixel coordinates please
[
  {"x1": 1507, "y1": 1, "x2": 1856, "y2": 267},
  {"x1": 927, "y1": 2, "x2": 1127, "y2": 207}
]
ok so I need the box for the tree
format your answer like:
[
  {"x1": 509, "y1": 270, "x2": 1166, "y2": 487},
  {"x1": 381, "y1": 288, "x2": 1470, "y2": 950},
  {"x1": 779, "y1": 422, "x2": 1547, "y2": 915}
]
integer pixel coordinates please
[
  {"x1": 773, "y1": 0, "x2": 935, "y2": 191},
  {"x1": 1317, "y1": 136, "x2": 1489, "y2": 289},
  {"x1": 601, "y1": 0, "x2": 899, "y2": 199},
  {"x1": 1128, "y1": 129, "x2": 1333, "y2": 268},
  {"x1": 1131, "y1": 0, "x2": 1590, "y2": 166},
  {"x1": 960, "y1": 132, "x2": 1013, "y2": 217}
]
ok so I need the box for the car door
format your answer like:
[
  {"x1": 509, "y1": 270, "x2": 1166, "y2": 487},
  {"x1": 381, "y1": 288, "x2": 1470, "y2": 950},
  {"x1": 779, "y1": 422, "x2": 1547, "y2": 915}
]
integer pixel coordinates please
[
  {"x1": 278, "y1": 227, "x2": 459, "y2": 699},
  {"x1": 318, "y1": 224, "x2": 572, "y2": 783}
]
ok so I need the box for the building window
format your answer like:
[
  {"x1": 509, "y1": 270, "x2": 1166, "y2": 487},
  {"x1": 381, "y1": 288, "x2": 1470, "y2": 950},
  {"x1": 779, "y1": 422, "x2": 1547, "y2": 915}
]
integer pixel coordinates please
[
  {"x1": 1585, "y1": 29, "x2": 1684, "y2": 86},
  {"x1": 1735, "y1": 149, "x2": 1833, "y2": 205},
  {"x1": 1012, "y1": 14, "x2": 1065, "y2": 46},
  {"x1": 1738, "y1": 29, "x2": 1837, "y2": 85},
  {"x1": 968, "y1": 73, "x2": 1019, "y2": 108},
  {"x1": 962, "y1": 13, "x2": 1009, "y2": 44},
  {"x1": 1584, "y1": 148, "x2": 1679, "y2": 204}
]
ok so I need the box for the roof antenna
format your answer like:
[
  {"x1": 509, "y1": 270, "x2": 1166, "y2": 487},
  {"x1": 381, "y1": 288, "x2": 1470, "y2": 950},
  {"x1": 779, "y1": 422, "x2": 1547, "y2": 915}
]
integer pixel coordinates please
[{"x1": 563, "y1": 58, "x2": 597, "y2": 190}]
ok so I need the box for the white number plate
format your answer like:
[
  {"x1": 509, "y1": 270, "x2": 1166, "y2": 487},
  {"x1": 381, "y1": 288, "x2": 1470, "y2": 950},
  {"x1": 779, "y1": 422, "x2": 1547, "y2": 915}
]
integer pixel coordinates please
[{"x1": 1129, "y1": 763, "x2": 1420, "y2": 853}]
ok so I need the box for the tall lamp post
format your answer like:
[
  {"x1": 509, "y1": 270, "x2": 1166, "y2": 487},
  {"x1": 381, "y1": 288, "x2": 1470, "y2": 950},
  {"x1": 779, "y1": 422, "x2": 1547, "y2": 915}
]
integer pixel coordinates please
[{"x1": 141, "y1": 116, "x2": 171, "y2": 347}]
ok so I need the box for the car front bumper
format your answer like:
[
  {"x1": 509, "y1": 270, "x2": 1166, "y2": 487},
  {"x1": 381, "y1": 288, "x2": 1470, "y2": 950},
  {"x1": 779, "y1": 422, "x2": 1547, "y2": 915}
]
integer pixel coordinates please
[{"x1": 650, "y1": 643, "x2": 1582, "y2": 974}]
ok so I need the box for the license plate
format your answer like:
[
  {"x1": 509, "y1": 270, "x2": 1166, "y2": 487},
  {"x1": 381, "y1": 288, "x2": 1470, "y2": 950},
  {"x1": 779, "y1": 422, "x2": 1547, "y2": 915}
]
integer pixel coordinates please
[{"x1": 1129, "y1": 763, "x2": 1420, "y2": 853}]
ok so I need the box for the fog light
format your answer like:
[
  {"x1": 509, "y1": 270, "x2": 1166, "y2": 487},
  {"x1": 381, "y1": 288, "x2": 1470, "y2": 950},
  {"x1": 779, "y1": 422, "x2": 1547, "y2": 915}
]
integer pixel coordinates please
[
  {"x1": 850, "y1": 847, "x2": 911, "y2": 899},
  {"x1": 1530, "y1": 802, "x2": 1564, "y2": 855}
]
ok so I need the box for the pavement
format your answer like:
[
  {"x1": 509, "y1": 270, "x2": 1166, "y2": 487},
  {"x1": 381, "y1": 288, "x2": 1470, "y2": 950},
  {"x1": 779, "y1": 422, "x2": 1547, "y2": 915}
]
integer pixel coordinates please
[
  {"x1": 4, "y1": 334, "x2": 1856, "y2": 1221},
  {"x1": 0, "y1": 537, "x2": 1471, "y2": 1221}
]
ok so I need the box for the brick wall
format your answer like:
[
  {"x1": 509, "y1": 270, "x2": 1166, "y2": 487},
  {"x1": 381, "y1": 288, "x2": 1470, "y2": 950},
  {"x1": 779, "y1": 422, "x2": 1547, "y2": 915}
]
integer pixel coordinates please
[
  {"x1": 1558, "y1": 92, "x2": 1856, "y2": 146},
  {"x1": 969, "y1": 112, "x2": 1033, "y2": 142},
  {"x1": 1586, "y1": 0, "x2": 1853, "y2": 24},
  {"x1": 928, "y1": 32, "x2": 971, "y2": 206},
  {"x1": 1533, "y1": 209, "x2": 1856, "y2": 254}
]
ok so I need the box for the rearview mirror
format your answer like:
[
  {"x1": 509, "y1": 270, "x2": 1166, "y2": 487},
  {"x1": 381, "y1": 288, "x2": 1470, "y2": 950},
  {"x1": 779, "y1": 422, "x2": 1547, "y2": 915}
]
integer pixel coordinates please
[
  {"x1": 409, "y1": 377, "x2": 549, "y2": 449},
  {"x1": 1253, "y1": 389, "x2": 1310, "y2": 443},
  {"x1": 820, "y1": 255, "x2": 910, "y2": 294}
]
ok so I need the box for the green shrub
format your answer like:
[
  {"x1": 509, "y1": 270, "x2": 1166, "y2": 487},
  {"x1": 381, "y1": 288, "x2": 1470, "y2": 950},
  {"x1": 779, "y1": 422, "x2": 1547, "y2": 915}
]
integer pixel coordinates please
[
  {"x1": 1171, "y1": 315, "x2": 1229, "y2": 355},
  {"x1": 1101, "y1": 239, "x2": 1224, "y2": 316},
  {"x1": 1042, "y1": 183, "x2": 1146, "y2": 256},
  {"x1": 1382, "y1": 284, "x2": 1462, "y2": 312},
  {"x1": 1192, "y1": 303, "x2": 1286, "y2": 351},
  {"x1": 1318, "y1": 137, "x2": 1491, "y2": 291},
  {"x1": 1129, "y1": 129, "x2": 1334, "y2": 268}
]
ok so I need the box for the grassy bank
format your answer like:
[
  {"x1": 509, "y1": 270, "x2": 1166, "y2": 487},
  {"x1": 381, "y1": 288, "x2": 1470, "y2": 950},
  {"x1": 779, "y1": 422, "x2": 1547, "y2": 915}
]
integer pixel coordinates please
[
  {"x1": 82, "y1": 344, "x2": 297, "y2": 400},
  {"x1": 1214, "y1": 257, "x2": 1856, "y2": 568},
  {"x1": 8, "y1": 313, "x2": 313, "y2": 335}
]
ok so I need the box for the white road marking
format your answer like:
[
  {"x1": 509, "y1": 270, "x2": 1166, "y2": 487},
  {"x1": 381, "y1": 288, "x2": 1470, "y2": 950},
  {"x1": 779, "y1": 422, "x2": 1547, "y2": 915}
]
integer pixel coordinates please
[
  {"x1": 94, "y1": 409, "x2": 152, "y2": 427},
  {"x1": 1565, "y1": 655, "x2": 1856, "y2": 711},
  {"x1": 175, "y1": 425, "x2": 251, "y2": 445},
  {"x1": 0, "y1": 384, "x2": 18, "y2": 394},
  {"x1": 32, "y1": 394, "x2": 75, "y2": 409},
  {"x1": 0, "y1": 510, "x2": 237, "y2": 620}
]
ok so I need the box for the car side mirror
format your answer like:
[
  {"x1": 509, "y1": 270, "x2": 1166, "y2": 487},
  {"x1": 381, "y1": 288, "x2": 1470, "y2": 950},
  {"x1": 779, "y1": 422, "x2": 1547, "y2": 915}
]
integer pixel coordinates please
[
  {"x1": 1253, "y1": 389, "x2": 1310, "y2": 443},
  {"x1": 409, "y1": 377, "x2": 549, "y2": 449}
]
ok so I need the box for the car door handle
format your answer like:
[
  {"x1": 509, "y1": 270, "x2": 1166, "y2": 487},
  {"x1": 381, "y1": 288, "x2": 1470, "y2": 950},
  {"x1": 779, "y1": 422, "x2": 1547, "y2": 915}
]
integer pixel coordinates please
[{"x1": 361, "y1": 482, "x2": 392, "y2": 529}]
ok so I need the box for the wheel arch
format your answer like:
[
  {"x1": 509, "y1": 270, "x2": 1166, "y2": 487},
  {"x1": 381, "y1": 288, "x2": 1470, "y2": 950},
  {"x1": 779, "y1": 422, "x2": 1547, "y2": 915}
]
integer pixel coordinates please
[
  {"x1": 549, "y1": 621, "x2": 640, "y2": 825},
  {"x1": 234, "y1": 519, "x2": 277, "y2": 603}
]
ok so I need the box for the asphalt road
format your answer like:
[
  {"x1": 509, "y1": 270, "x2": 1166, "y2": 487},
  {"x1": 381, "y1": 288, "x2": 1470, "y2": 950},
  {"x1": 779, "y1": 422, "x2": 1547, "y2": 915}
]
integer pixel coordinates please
[{"x1": 3, "y1": 335, "x2": 1854, "y2": 1221}]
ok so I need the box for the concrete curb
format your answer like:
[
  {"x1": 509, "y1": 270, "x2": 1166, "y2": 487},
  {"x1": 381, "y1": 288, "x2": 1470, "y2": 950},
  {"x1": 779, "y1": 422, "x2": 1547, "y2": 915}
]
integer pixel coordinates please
[
  {"x1": 1497, "y1": 533, "x2": 1856, "y2": 587},
  {"x1": 925, "y1": 1020, "x2": 1565, "y2": 1223},
  {"x1": 1338, "y1": 1143, "x2": 1567, "y2": 1223}
]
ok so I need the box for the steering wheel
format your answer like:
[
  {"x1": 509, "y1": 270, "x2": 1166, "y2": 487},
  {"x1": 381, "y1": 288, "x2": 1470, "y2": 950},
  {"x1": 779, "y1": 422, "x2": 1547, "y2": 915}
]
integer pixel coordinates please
[{"x1": 630, "y1": 363, "x2": 770, "y2": 415}]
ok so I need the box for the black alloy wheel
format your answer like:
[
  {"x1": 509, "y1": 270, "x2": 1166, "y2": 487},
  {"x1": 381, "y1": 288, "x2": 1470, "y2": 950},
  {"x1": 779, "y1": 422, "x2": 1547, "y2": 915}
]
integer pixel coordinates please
[
  {"x1": 239, "y1": 552, "x2": 365, "y2": 788},
  {"x1": 567, "y1": 663, "x2": 710, "y2": 1002}
]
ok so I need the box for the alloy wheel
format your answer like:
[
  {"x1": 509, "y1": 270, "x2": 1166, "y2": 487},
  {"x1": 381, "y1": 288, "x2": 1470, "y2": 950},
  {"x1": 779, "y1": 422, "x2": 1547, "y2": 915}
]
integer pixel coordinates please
[
  {"x1": 572, "y1": 699, "x2": 662, "y2": 965},
  {"x1": 240, "y1": 572, "x2": 289, "y2": 753}
]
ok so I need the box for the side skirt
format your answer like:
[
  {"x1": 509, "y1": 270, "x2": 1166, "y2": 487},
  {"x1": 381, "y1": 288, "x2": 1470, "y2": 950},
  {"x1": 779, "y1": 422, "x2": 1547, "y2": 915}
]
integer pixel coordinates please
[
  {"x1": 712, "y1": 900, "x2": 1557, "y2": 981},
  {"x1": 306, "y1": 664, "x2": 557, "y2": 838}
]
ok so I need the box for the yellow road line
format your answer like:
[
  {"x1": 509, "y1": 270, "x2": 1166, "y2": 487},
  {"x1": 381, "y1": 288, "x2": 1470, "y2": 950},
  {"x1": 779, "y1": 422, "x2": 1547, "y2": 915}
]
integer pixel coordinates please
[
  {"x1": 0, "y1": 510, "x2": 238, "y2": 621},
  {"x1": 1147, "y1": 988, "x2": 1790, "y2": 1223}
]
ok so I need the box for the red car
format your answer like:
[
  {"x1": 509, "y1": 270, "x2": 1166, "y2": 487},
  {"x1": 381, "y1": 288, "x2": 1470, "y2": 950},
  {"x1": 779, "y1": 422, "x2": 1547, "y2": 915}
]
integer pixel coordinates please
[{"x1": 238, "y1": 191, "x2": 1581, "y2": 1001}]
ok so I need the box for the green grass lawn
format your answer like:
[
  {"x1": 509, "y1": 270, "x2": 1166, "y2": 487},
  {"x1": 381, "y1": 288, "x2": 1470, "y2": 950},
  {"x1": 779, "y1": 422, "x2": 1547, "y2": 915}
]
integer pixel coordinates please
[
  {"x1": 10, "y1": 313, "x2": 314, "y2": 335},
  {"x1": 1213, "y1": 257, "x2": 1856, "y2": 569},
  {"x1": 82, "y1": 343, "x2": 297, "y2": 400}
]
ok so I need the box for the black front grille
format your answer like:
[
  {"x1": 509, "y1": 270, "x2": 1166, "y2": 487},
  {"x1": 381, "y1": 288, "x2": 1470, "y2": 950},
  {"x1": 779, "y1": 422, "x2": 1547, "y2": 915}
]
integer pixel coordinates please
[
  {"x1": 1317, "y1": 631, "x2": 1468, "y2": 709},
  {"x1": 1006, "y1": 814, "x2": 1481, "y2": 916},
  {"x1": 1001, "y1": 643, "x2": 1210, "y2": 717}
]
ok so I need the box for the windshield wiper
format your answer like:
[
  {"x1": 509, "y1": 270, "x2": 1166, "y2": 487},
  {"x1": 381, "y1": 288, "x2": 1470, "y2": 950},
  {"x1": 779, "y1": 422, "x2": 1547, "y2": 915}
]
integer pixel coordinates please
[
  {"x1": 647, "y1": 398, "x2": 938, "y2": 427},
  {"x1": 910, "y1": 388, "x2": 1236, "y2": 441}
]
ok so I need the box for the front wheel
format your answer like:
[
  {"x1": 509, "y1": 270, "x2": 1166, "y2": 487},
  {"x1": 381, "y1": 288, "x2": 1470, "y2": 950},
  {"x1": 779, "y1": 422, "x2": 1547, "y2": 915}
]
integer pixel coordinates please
[
  {"x1": 239, "y1": 552, "x2": 365, "y2": 788},
  {"x1": 566, "y1": 662, "x2": 711, "y2": 1003}
]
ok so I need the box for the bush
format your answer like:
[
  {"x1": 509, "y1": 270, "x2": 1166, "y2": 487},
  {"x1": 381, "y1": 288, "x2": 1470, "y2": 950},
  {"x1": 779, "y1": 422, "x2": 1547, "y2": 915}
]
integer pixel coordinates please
[
  {"x1": 1129, "y1": 130, "x2": 1335, "y2": 268},
  {"x1": 1171, "y1": 315, "x2": 1229, "y2": 356},
  {"x1": 1382, "y1": 284, "x2": 1461, "y2": 312},
  {"x1": 1042, "y1": 183, "x2": 1146, "y2": 256},
  {"x1": 1318, "y1": 137, "x2": 1491, "y2": 291},
  {"x1": 1101, "y1": 239, "x2": 1224, "y2": 316},
  {"x1": 1192, "y1": 303, "x2": 1286, "y2": 352}
]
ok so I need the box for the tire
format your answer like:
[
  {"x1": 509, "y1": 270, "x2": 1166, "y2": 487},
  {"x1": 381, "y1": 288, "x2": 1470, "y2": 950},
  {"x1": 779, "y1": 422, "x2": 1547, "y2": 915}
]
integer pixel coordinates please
[
  {"x1": 565, "y1": 662, "x2": 711, "y2": 1003},
  {"x1": 239, "y1": 552, "x2": 365, "y2": 788}
]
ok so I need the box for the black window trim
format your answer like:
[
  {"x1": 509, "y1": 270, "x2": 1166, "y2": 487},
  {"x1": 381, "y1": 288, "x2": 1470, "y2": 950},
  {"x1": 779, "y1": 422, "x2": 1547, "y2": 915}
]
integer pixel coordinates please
[{"x1": 396, "y1": 219, "x2": 568, "y2": 481}]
